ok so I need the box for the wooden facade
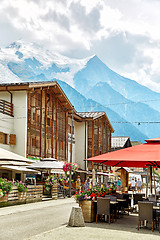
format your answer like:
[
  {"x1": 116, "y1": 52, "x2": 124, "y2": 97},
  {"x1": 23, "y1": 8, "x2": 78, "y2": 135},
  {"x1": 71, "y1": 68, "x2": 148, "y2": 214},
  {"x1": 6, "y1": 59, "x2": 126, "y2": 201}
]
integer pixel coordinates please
[
  {"x1": 27, "y1": 88, "x2": 69, "y2": 160},
  {"x1": 87, "y1": 116, "x2": 112, "y2": 158}
]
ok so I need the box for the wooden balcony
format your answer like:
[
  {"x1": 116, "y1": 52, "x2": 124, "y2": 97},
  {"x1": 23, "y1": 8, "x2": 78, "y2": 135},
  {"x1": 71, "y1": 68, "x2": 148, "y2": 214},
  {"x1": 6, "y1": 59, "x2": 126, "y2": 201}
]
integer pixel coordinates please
[{"x1": 0, "y1": 99, "x2": 13, "y2": 117}]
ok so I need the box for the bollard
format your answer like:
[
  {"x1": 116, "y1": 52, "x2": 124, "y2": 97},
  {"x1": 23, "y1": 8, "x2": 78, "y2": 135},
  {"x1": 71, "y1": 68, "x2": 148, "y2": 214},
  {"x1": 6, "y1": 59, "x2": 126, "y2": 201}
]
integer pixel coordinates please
[{"x1": 68, "y1": 206, "x2": 85, "y2": 227}]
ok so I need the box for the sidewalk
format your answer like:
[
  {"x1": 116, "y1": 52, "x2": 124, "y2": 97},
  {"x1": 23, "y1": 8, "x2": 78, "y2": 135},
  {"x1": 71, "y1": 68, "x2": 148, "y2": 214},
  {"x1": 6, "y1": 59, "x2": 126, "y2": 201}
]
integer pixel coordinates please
[
  {"x1": 26, "y1": 222, "x2": 160, "y2": 240},
  {"x1": 24, "y1": 202, "x2": 160, "y2": 240},
  {"x1": 0, "y1": 198, "x2": 75, "y2": 216}
]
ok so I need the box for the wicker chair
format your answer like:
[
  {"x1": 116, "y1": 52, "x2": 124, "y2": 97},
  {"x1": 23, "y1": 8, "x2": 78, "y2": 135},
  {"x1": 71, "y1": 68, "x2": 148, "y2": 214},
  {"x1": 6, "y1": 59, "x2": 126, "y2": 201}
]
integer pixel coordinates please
[
  {"x1": 137, "y1": 201, "x2": 154, "y2": 231},
  {"x1": 105, "y1": 195, "x2": 117, "y2": 201},
  {"x1": 96, "y1": 198, "x2": 111, "y2": 224},
  {"x1": 134, "y1": 193, "x2": 145, "y2": 205}
]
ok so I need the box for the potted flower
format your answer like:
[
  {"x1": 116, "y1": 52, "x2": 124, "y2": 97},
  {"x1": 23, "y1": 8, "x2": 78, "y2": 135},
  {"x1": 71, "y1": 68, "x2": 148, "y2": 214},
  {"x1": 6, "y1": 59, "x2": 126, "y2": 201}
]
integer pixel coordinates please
[
  {"x1": 0, "y1": 189, "x2": 3, "y2": 198},
  {"x1": 74, "y1": 186, "x2": 116, "y2": 222},
  {"x1": 44, "y1": 175, "x2": 56, "y2": 197},
  {"x1": 0, "y1": 178, "x2": 13, "y2": 202},
  {"x1": 15, "y1": 181, "x2": 27, "y2": 203}
]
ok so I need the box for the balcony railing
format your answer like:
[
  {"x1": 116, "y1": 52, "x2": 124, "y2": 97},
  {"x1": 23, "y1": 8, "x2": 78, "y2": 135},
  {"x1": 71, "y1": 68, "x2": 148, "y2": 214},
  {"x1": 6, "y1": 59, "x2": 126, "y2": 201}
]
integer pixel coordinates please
[{"x1": 0, "y1": 99, "x2": 13, "y2": 117}]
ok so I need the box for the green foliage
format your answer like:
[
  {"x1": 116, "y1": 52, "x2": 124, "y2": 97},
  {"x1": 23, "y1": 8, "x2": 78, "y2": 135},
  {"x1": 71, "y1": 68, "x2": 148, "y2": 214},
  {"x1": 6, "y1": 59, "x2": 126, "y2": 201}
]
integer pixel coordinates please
[
  {"x1": 15, "y1": 181, "x2": 27, "y2": 192},
  {"x1": 154, "y1": 171, "x2": 160, "y2": 183},
  {"x1": 45, "y1": 175, "x2": 56, "y2": 189},
  {"x1": 0, "y1": 178, "x2": 13, "y2": 196}
]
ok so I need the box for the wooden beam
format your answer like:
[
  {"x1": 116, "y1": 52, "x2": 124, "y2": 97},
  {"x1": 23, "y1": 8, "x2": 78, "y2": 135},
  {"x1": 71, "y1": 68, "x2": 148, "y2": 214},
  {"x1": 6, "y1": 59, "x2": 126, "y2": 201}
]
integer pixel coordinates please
[
  {"x1": 26, "y1": 92, "x2": 30, "y2": 156},
  {"x1": 109, "y1": 132, "x2": 111, "y2": 151},
  {"x1": 44, "y1": 90, "x2": 47, "y2": 158},
  {"x1": 65, "y1": 112, "x2": 68, "y2": 161},
  {"x1": 51, "y1": 93, "x2": 54, "y2": 158},
  {"x1": 92, "y1": 120, "x2": 94, "y2": 157},
  {"x1": 55, "y1": 99, "x2": 58, "y2": 159},
  {"x1": 40, "y1": 89, "x2": 43, "y2": 157},
  {"x1": 102, "y1": 119, "x2": 104, "y2": 154}
]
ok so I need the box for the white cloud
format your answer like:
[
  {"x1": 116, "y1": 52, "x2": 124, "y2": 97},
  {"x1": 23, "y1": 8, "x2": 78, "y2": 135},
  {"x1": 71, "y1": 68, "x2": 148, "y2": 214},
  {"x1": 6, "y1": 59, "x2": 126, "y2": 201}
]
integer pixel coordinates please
[{"x1": 0, "y1": 0, "x2": 160, "y2": 92}]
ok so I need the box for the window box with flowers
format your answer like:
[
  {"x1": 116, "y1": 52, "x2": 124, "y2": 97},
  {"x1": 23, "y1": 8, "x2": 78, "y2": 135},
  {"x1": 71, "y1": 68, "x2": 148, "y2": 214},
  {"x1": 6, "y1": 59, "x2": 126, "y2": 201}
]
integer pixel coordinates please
[
  {"x1": 74, "y1": 186, "x2": 116, "y2": 222},
  {"x1": 43, "y1": 176, "x2": 56, "y2": 197},
  {"x1": 0, "y1": 178, "x2": 12, "y2": 203},
  {"x1": 15, "y1": 181, "x2": 28, "y2": 203}
]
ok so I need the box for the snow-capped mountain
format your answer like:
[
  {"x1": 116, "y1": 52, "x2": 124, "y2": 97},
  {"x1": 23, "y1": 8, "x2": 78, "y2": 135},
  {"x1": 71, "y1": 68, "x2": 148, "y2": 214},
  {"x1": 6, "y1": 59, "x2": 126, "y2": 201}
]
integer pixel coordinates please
[{"x1": 0, "y1": 40, "x2": 160, "y2": 142}]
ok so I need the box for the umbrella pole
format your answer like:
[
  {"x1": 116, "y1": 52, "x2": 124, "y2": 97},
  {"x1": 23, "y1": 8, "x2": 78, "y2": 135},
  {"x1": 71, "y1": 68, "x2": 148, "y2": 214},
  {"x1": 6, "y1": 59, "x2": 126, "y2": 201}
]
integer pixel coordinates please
[
  {"x1": 150, "y1": 166, "x2": 152, "y2": 195},
  {"x1": 153, "y1": 166, "x2": 156, "y2": 201},
  {"x1": 146, "y1": 167, "x2": 149, "y2": 198}
]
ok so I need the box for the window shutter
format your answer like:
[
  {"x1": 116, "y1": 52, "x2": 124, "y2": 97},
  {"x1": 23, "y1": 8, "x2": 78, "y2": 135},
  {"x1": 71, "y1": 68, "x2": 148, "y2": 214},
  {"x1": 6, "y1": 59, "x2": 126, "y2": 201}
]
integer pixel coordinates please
[{"x1": 10, "y1": 134, "x2": 16, "y2": 145}]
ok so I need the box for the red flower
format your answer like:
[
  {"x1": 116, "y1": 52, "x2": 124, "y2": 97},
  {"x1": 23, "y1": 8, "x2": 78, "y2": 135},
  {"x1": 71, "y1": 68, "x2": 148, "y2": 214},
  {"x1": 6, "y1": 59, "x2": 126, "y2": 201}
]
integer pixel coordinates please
[{"x1": 90, "y1": 193, "x2": 96, "y2": 198}]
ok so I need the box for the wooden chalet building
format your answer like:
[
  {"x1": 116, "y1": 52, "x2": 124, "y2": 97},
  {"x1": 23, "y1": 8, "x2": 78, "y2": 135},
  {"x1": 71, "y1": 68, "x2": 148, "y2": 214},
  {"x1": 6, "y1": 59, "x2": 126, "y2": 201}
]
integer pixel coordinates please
[
  {"x1": 0, "y1": 81, "x2": 114, "y2": 175},
  {"x1": 75, "y1": 112, "x2": 114, "y2": 172}
]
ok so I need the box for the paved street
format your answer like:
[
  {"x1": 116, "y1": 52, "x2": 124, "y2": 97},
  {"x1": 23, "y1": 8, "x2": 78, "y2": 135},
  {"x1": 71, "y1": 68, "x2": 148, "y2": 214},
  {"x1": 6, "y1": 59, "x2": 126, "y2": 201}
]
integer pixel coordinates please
[
  {"x1": 1, "y1": 198, "x2": 160, "y2": 240},
  {"x1": 0, "y1": 198, "x2": 77, "y2": 240}
]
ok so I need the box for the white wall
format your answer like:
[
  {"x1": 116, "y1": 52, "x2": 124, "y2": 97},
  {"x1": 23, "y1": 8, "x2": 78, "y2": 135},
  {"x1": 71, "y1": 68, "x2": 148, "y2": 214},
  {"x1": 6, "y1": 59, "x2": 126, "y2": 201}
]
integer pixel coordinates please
[
  {"x1": 0, "y1": 92, "x2": 14, "y2": 151},
  {"x1": 0, "y1": 91, "x2": 27, "y2": 157},
  {"x1": 68, "y1": 117, "x2": 76, "y2": 164},
  {"x1": 74, "y1": 121, "x2": 87, "y2": 169},
  {"x1": 13, "y1": 91, "x2": 27, "y2": 157},
  {"x1": 0, "y1": 112, "x2": 14, "y2": 151}
]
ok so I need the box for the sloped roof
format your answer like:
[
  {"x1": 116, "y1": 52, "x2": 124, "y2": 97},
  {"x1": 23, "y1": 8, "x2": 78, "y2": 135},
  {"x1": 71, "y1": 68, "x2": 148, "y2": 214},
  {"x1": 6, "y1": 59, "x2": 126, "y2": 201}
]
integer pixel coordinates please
[
  {"x1": 77, "y1": 111, "x2": 114, "y2": 133},
  {"x1": 112, "y1": 136, "x2": 130, "y2": 148},
  {"x1": 77, "y1": 112, "x2": 105, "y2": 119},
  {"x1": 0, "y1": 81, "x2": 73, "y2": 111}
]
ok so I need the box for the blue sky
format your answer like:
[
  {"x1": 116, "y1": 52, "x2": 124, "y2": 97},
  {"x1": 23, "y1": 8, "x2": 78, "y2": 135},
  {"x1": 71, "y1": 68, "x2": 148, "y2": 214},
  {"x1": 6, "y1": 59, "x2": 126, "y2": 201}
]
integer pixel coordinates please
[{"x1": 1, "y1": 0, "x2": 160, "y2": 92}]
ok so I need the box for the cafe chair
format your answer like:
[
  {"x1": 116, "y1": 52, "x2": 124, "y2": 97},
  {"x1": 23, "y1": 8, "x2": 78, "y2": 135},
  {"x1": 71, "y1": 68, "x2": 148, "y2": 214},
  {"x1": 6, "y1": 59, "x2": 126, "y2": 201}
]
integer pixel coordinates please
[
  {"x1": 96, "y1": 198, "x2": 112, "y2": 224},
  {"x1": 134, "y1": 193, "x2": 145, "y2": 205},
  {"x1": 105, "y1": 195, "x2": 117, "y2": 201},
  {"x1": 137, "y1": 202, "x2": 154, "y2": 232}
]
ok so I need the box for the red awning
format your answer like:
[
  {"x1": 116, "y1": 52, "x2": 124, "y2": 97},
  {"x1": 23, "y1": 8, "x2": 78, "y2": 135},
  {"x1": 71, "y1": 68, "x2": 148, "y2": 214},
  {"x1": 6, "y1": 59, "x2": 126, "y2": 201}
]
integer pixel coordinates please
[{"x1": 85, "y1": 138, "x2": 160, "y2": 168}]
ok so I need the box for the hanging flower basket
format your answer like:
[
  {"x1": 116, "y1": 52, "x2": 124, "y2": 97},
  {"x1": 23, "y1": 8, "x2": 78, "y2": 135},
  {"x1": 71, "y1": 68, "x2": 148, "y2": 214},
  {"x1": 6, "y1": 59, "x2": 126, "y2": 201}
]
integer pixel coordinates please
[{"x1": 63, "y1": 162, "x2": 79, "y2": 177}]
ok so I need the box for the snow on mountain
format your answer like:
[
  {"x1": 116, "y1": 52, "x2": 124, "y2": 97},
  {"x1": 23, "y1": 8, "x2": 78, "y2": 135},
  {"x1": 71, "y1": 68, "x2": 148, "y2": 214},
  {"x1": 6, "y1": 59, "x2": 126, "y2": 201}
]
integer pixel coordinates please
[
  {"x1": 0, "y1": 40, "x2": 92, "y2": 86},
  {"x1": 1, "y1": 41, "x2": 160, "y2": 141}
]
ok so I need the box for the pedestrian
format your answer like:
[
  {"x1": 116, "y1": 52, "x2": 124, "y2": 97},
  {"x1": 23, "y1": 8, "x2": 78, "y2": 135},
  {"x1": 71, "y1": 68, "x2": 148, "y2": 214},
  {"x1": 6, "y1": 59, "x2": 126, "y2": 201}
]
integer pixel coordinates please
[
  {"x1": 84, "y1": 178, "x2": 90, "y2": 190},
  {"x1": 76, "y1": 175, "x2": 81, "y2": 194},
  {"x1": 156, "y1": 185, "x2": 160, "y2": 195},
  {"x1": 136, "y1": 178, "x2": 142, "y2": 193},
  {"x1": 116, "y1": 177, "x2": 121, "y2": 191},
  {"x1": 130, "y1": 178, "x2": 136, "y2": 193}
]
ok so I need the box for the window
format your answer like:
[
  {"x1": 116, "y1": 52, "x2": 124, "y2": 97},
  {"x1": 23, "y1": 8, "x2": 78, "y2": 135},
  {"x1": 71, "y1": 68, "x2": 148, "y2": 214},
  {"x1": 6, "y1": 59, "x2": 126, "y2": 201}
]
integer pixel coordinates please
[
  {"x1": 0, "y1": 132, "x2": 8, "y2": 144},
  {"x1": 69, "y1": 124, "x2": 74, "y2": 134},
  {"x1": 47, "y1": 117, "x2": 51, "y2": 126},
  {"x1": 32, "y1": 137, "x2": 36, "y2": 147}
]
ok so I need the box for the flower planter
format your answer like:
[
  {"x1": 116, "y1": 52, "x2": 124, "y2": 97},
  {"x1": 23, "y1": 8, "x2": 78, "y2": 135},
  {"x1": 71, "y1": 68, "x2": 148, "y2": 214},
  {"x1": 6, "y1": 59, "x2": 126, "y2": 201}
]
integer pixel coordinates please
[
  {"x1": 79, "y1": 200, "x2": 96, "y2": 222},
  {"x1": 0, "y1": 194, "x2": 8, "y2": 203},
  {"x1": 18, "y1": 192, "x2": 26, "y2": 203}
]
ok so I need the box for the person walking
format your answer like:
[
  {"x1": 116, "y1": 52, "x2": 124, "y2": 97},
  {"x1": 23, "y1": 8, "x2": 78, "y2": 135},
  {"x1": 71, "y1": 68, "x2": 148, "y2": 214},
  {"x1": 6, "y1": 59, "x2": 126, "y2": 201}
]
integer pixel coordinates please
[
  {"x1": 116, "y1": 177, "x2": 121, "y2": 191},
  {"x1": 76, "y1": 176, "x2": 81, "y2": 194},
  {"x1": 130, "y1": 178, "x2": 136, "y2": 193},
  {"x1": 136, "y1": 178, "x2": 142, "y2": 193}
]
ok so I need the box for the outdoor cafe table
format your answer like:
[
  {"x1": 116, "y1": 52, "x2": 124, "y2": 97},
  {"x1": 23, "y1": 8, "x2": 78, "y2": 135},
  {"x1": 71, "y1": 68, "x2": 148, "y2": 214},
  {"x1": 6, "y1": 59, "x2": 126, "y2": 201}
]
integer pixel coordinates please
[{"x1": 117, "y1": 199, "x2": 126, "y2": 202}]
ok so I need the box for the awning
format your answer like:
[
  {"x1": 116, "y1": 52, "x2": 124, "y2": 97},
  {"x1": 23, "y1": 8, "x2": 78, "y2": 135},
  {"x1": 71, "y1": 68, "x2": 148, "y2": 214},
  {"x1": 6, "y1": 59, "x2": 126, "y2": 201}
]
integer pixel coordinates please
[
  {"x1": 0, "y1": 147, "x2": 34, "y2": 163},
  {"x1": 51, "y1": 169, "x2": 65, "y2": 174},
  {"x1": 116, "y1": 167, "x2": 133, "y2": 173},
  {"x1": 0, "y1": 165, "x2": 40, "y2": 173},
  {"x1": 29, "y1": 159, "x2": 64, "y2": 170},
  {"x1": 0, "y1": 161, "x2": 29, "y2": 166},
  {"x1": 96, "y1": 172, "x2": 114, "y2": 176},
  {"x1": 85, "y1": 138, "x2": 160, "y2": 168}
]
